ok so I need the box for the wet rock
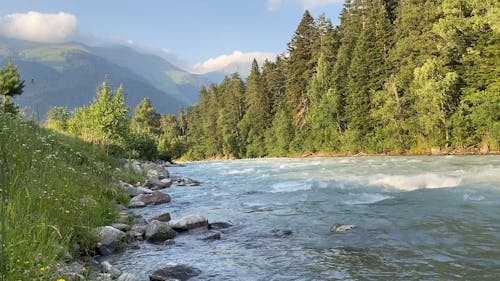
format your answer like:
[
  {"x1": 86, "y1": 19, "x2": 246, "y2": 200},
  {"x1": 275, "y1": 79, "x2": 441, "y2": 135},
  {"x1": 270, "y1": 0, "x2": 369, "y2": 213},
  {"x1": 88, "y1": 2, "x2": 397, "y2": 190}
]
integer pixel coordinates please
[
  {"x1": 152, "y1": 212, "x2": 171, "y2": 222},
  {"x1": 111, "y1": 223, "x2": 131, "y2": 232},
  {"x1": 146, "y1": 177, "x2": 172, "y2": 190},
  {"x1": 145, "y1": 220, "x2": 177, "y2": 243},
  {"x1": 94, "y1": 226, "x2": 126, "y2": 256},
  {"x1": 117, "y1": 272, "x2": 139, "y2": 281},
  {"x1": 101, "y1": 261, "x2": 122, "y2": 279},
  {"x1": 149, "y1": 263, "x2": 201, "y2": 281},
  {"x1": 169, "y1": 214, "x2": 209, "y2": 232},
  {"x1": 202, "y1": 231, "x2": 221, "y2": 241},
  {"x1": 128, "y1": 224, "x2": 147, "y2": 241},
  {"x1": 209, "y1": 221, "x2": 233, "y2": 230},
  {"x1": 185, "y1": 178, "x2": 201, "y2": 186},
  {"x1": 271, "y1": 228, "x2": 293, "y2": 238},
  {"x1": 330, "y1": 224, "x2": 354, "y2": 233},
  {"x1": 129, "y1": 191, "x2": 171, "y2": 208}
]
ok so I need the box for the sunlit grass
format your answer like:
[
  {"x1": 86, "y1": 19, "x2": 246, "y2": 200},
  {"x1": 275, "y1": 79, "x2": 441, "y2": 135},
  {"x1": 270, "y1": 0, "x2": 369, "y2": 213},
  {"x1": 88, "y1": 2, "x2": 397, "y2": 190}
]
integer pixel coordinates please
[{"x1": 0, "y1": 111, "x2": 130, "y2": 280}]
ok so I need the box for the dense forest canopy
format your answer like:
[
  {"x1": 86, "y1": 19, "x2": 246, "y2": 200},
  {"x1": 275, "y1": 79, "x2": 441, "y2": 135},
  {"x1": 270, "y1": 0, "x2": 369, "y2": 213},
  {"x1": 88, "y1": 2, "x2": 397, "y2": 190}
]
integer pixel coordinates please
[{"x1": 46, "y1": 0, "x2": 499, "y2": 160}]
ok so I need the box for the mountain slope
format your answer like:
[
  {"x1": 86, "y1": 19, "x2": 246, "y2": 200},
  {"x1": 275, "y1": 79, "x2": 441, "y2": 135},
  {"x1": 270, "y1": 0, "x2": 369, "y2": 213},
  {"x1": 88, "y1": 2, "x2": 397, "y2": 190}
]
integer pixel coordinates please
[{"x1": 0, "y1": 37, "x2": 209, "y2": 119}]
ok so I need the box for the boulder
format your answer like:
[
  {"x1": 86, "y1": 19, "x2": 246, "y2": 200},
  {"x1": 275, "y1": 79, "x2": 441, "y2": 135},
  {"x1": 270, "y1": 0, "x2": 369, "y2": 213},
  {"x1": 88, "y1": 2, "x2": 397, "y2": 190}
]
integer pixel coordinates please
[
  {"x1": 330, "y1": 224, "x2": 354, "y2": 233},
  {"x1": 128, "y1": 225, "x2": 147, "y2": 241},
  {"x1": 143, "y1": 162, "x2": 169, "y2": 179},
  {"x1": 152, "y1": 212, "x2": 171, "y2": 222},
  {"x1": 145, "y1": 220, "x2": 177, "y2": 243},
  {"x1": 129, "y1": 192, "x2": 171, "y2": 208},
  {"x1": 149, "y1": 263, "x2": 201, "y2": 281},
  {"x1": 125, "y1": 185, "x2": 154, "y2": 197},
  {"x1": 94, "y1": 226, "x2": 126, "y2": 256},
  {"x1": 169, "y1": 214, "x2": 209, "y2": 232},
  {"x1": 117, "y1": 272, "x2": 139, "y2": 281},
  {"x1": 101, "y1": 261, "x2": 122, "y2": 279},
  {"x1": 54, "y1": 262, "x2": 86, "y2": 281},
  {"x1": 111, "y1": 223, "x2": 131, "y2": 232},
  {"x1": 184, "y1": 178, "x2": 201, "y2": 186},
  {"x1": 146, "y1": 177, "x2": 172, "y2": 190},
  {"x1": 201, "y1": 231, "x2": 221, "y2": 241}
]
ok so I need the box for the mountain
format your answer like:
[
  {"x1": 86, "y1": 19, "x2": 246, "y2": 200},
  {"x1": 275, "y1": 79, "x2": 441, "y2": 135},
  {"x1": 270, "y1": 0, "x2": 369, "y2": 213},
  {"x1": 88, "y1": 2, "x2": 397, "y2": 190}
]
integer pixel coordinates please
[{"x1": 0, "y1": 37, "x2": 210, "y2": 119}]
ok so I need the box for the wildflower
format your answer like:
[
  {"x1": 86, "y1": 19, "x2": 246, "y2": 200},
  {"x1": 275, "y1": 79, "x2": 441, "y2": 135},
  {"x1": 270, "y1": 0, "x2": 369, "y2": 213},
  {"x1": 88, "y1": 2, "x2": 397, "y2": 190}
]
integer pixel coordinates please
[{"x1": 57, "y1": 279, "x2": 66, "y2": 281}]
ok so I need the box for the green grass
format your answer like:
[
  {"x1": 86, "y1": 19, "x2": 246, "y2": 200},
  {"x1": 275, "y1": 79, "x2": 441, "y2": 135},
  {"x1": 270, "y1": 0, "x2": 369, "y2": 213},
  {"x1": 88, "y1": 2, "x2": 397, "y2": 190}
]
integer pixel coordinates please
[{"x1": 0, "y1": 111, "x2": 132, "y2": 280}]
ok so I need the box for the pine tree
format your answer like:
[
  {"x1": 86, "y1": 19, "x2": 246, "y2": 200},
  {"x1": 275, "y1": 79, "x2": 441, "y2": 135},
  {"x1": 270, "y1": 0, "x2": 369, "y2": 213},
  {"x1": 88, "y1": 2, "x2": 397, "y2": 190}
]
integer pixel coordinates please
[
  {"x1": 130, "y1": 98, "x2": 161, "y2": 137},
  {"x1": 239, "y1": 59, "x2": 269, "y2": 157},
  {"x1": 285, "y1": 10, "x2": 317, "y2": 127},
  {"x1": 0, "y1": 58, "x2": 25, "y2": 114}
]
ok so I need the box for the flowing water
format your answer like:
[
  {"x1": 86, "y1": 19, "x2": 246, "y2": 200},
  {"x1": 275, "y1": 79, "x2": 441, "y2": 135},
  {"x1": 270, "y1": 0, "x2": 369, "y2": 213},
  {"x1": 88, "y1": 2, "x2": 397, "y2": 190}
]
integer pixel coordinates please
[{"x1": 109, "y1": 156, "x2": 500, "y2": 280}]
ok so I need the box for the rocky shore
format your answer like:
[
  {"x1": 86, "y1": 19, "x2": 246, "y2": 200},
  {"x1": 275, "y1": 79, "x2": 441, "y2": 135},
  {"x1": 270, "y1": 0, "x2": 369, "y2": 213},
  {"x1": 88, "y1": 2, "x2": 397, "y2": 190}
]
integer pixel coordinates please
[{"x1": 57, "y1": 159, "x2": 230, "y2": 281}]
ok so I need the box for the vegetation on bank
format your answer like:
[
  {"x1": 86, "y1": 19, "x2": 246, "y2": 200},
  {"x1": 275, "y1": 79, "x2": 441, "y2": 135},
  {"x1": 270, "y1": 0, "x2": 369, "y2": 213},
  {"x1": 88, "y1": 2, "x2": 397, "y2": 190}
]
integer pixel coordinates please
[{"x1": 0, "y1": 61, "x2": 136, "y2": 280}]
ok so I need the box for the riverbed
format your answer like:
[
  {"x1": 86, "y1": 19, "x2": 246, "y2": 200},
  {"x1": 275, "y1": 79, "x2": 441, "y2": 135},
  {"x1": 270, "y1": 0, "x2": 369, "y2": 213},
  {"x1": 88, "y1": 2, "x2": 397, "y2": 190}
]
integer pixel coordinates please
[{"x1": 109, "y1": 156, "x2": 500, "y2": 280}]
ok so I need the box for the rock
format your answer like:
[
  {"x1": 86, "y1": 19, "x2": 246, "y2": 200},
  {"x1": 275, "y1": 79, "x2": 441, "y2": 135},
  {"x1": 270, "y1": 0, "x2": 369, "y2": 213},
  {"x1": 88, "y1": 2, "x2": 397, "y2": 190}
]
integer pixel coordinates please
[
  {"x1": 143, "y1": 162, "x2": 169, "y2": 179},
  {"x1": 101, "y1": 261, "x2": 122, "y2": 279},
  {"x1": 117, "y1": 272, "x2": 139, "y2": 281},
  {"x1": 129, "y1": 191, "x2": 171, "y2": 208},
  {"x1": 152, "y1": 212, "x2": 171, "y2": 222},
  {"x1": 330, "y1": 224, "x2": 354, "y2": 233},
  {"x1": 94, "y1": 226, "x2": 126, "y2": 256},
  {"x1": 480, "y1": 142, "x2": 490, "y2": 154},
  {"x1": 271, "y1": 228, "x2": 293, "y2": 238},
  {"x1": 430, "y1": 147, "x2": 441, "y2": 155},
  {"x1": 149, "y1": 263, "x2": 201, "y2": 281},
  {"x1": 146, "y1": 177, "x2": 172, "y2": 190},
  {"x1": 202, "y1": 231, "x2": 221, "y2": 241},
  {"x1": 111, "y1": 223, "x2": 131, "y2": 232},
  {"x1": 128, "y1": 225, "x2": 147, "y2": 241},
  {"x1": 96, "y1": 273, "x2": 113, "y2": 281},
  {"x1": 209, "y1": 221, "x2": 233, "y2": 230},
  {"x1": 54, "y1": 262, "x2": 86, "y2": 281},
  {"x1": 128, "y1": 160, "x2": 143, "y2": 176},
  {"x1": 169, "y1": 214, "x2": 209, "y2": 232},
  {"x1": 184, "y1": 178, "x2": 201, "y2": 186},
  {"x1": 125, "y1": 185, "x2": 154, "y2": 197},
  {"x1": 145, "y1": 220, "x2": 177, "y2": 243}
]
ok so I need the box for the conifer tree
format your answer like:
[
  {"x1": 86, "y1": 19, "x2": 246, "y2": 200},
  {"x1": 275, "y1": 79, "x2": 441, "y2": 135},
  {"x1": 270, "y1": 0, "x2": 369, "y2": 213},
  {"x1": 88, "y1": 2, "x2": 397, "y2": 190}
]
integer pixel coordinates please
[
  {"x1": 0, "y1": 58, "x2": 24, "y2": 114},
  {"x1": 130, "y1": 98, "x2": 161, "y2": 137}
]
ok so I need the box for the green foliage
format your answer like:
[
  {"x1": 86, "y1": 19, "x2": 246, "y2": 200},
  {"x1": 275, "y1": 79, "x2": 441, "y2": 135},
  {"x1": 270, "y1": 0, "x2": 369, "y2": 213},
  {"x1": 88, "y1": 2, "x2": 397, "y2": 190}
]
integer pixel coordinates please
[
  {"x1": 178, "y1": 0, "x2": 499, "y2": 159},
  {"x1": 0, "y1": 111, "x2": 126, "y2": 280},
  {"x1": 46, "y1": 106, "x2": 70, "y2": 132},
  {"x1": 67, "y1": 80, "x2": 129, "y2": 151},
  {"x1": 0, "y1": 58, "x2": 24, "y2": 114},
  {"x1": 130, "y1": 98, "x2": 161, "y2": 137}
]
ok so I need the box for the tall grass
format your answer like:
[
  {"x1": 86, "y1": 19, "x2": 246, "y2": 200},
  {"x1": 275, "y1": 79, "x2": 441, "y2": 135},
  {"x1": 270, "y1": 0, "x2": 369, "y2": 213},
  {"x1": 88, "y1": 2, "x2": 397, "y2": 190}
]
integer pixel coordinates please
[{"x1": 0, "y1": 111, "x2": 130, "y2": 280}]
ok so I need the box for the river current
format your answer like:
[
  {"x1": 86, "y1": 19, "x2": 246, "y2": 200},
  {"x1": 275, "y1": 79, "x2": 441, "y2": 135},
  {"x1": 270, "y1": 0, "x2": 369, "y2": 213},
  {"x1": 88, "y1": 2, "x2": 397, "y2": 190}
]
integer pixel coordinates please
[{"x1": 110, "y1": 156, "x2": 500, "y2": 280}]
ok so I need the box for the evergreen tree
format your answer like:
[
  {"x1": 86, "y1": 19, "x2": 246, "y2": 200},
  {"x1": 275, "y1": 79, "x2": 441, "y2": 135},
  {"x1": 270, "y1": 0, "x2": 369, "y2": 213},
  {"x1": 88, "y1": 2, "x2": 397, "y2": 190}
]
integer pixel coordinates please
[
  {"x1": 286, "y1": 10, "x2": 317, "y2": 127},
  {"x1": 129, "y1": 98, "x2": 161, "y2": 137},
  {"x1": 239, "y1": 59, "x2": 269, "y2": 157},
  {"x1": 344, "y1": 0, "x2": 392, "y2": 152},
  {"x1": 0, "y1": 58, "x2": 24, "y2": 114}
]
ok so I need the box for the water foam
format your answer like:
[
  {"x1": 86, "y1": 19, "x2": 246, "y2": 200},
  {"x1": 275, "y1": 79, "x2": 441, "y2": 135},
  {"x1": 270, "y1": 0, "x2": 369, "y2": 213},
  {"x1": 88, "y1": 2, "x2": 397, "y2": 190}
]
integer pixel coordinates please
[
  {"x1": 368, "y1": 173, "x2": 462, "y2": 191},
  {"x1": 344, "y1": 193, "x2": 393, "y2": 205},
  {"x1": 270, "y1": 181, "x2": 312, "y2": 193}
]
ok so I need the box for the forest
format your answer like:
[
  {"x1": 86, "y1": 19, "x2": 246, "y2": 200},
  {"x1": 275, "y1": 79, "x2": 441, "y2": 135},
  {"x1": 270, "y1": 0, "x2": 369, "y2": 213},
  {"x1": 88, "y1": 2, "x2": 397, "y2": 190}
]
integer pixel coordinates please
[{"x1": 44, "y1": 0, "x2": 499, "y2": 160}]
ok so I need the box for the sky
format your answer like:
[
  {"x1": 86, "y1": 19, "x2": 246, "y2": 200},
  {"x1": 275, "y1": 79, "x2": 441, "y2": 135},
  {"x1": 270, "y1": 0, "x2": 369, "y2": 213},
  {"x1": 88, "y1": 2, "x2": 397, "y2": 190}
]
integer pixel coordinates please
[{"x1": 0, "y1": 0, "x2": 344, "y2": 74}]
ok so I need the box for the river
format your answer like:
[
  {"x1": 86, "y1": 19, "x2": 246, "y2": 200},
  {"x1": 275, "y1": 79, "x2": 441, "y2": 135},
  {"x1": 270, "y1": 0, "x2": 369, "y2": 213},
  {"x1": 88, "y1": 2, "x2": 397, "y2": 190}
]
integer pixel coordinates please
[{"x1": 109, "y1": 155, "x2": 500, "y2": 280}]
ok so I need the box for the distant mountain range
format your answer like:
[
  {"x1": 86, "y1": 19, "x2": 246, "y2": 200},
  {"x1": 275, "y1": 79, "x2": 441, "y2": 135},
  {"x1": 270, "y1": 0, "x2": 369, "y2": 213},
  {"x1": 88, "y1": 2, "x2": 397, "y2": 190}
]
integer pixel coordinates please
[{"x1": 0, "y1": 37, "x2": 216, "y2": 119}]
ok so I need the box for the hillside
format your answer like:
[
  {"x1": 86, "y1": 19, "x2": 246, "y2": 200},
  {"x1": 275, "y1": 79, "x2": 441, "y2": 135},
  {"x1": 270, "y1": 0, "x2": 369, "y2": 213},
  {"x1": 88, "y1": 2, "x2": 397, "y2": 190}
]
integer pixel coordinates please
[{"x1": 0, "y1": 37, "x2": 210, "y2": 119}]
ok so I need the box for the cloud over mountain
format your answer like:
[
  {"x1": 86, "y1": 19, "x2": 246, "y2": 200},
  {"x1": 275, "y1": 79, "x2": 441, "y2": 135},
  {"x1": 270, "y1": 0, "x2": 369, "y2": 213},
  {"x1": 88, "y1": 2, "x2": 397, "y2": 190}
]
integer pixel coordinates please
[
  {"x1": 0, "y1": 11, "x2": 77, "y2": 43},
  {"x1": 192, "y1": 50, "x2": 276, "y2": 75}
]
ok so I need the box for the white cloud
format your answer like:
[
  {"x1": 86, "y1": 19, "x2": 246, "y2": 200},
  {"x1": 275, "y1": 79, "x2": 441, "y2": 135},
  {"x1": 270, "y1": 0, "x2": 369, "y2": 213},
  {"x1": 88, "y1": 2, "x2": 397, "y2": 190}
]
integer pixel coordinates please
[
  {"x1": 192, "y1": 51, "x2": 277, "y2": 75},
  {"x1": 0, "y1": 11, "x2": 77, "y2": 43},
  {"x1": 267, "y1": 0, "x2": 343, "y2": 10}
]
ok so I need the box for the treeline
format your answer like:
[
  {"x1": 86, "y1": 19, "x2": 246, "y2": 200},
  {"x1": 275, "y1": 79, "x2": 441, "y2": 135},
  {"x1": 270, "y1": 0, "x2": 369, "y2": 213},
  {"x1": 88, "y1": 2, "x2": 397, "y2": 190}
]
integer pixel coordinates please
[
  {"x1": 179, "y1": 0, "x2": 499, "y2": 159},
  {"x1": 46, "y1": 81, "x2": 187, "y2": 160}
]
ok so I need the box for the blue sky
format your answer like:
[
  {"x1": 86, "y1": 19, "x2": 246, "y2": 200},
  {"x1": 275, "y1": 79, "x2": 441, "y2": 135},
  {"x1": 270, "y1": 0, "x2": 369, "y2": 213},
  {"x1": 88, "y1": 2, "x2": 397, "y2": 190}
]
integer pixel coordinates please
[{"x1": 0, "y1": 0, "x2": 344, "y2": 73}]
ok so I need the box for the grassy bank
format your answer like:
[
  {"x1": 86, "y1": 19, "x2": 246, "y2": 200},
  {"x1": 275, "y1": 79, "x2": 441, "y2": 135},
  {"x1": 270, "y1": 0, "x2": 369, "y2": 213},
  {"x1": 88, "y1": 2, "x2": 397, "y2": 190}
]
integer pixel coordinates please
[{"x1": 0, "y1": 111, "x2": 132, "y2": 280}]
